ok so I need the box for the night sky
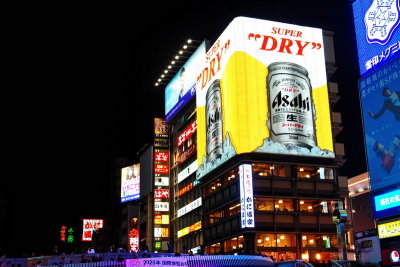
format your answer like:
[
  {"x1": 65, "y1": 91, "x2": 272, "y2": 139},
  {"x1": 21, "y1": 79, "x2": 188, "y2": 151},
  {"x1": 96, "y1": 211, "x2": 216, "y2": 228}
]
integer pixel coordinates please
[{"x1": 2, "y1": 0, "x2": 366, "y2": 256}]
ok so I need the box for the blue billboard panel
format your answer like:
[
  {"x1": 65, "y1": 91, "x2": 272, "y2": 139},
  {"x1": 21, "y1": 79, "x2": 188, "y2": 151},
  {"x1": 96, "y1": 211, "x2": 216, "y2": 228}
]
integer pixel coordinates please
[
  {"x1": 359, "y1": 55, "x2": 400, "y2": 192},
  {"x1": 165, "y1": 41, "x2": 207, "y2": 122},
  {"x1": 352, "y1": 0, "x2": 400, "y2": 76},
  {"x1": 372, "y1": 188, "x2": 400, "y2": 218}
]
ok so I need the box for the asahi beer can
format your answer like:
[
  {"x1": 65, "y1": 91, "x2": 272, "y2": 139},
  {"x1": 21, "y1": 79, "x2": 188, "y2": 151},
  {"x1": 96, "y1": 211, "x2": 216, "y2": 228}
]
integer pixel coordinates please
[
  {"x1": 267, "y1": 62, "x2": 317, "y2": 149},
  {"x1": 206, "y1": 79, "x2": 223, "y2": 162}
]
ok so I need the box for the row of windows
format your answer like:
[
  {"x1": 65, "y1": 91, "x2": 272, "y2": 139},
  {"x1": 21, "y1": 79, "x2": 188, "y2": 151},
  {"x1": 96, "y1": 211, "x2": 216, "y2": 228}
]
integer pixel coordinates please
[
  {"x1": 255, "y1": 198, "x2": 336, "y2": 213},
  {"x1": 255, "y1": 233, "x2": 338, "y2": 248},
  {"x1": 203, "y1": 164, "x2": 335, "y2": 199},
  {"x1": 206, "y1": 233, "x2": 338, "y2": 255},
  {"x1": 205, "y1": 198, "x2": 336, "y2": 227}
]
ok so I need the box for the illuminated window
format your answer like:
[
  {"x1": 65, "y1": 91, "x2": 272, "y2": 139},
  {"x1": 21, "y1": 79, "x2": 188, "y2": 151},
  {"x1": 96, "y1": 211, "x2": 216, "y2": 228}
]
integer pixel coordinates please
[{"x1": 253, "y1": 163, "x2": 288, "y2": 178}]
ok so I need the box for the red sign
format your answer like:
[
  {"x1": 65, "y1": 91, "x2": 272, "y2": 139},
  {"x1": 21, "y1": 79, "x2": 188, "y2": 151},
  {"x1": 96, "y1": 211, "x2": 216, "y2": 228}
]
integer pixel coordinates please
[
  {"x1": 82, "y1": 219, "x2": 104, "y2": 241},
  {"x1": 177, "y1": 121, "x2": 197, "y2": 146},
  {"x1": 155, "y1": 189, "x2": 169, "y2": 199},
  {"x1": 60, "y1": 225, "x2": 67, "y2": 242},
  {"x1": 154, "y1": 164, "x2": 169, "y2": 174},
  {"x1": 178, "y1": 143, "x2": 196, "y2": 165},
  {"x1": 154, "y1": 152, "x2": 169, "y2": 162}
]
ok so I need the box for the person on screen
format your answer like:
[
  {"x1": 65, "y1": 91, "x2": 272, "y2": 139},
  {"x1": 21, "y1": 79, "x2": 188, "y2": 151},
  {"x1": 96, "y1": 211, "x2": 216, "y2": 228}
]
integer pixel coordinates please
[
  {"x1": 178, "y1": 67, "x2": 186, "y2": 100},
  {"x1": 373, "y1": 134, "x2": 400, "y2": 173},
  {"x1": 368, "y1": 87, "x2": 400, "y2": 121}
]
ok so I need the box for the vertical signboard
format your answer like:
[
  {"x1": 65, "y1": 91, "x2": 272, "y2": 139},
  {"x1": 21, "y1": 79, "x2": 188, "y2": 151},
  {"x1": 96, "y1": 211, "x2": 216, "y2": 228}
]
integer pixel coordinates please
[
  {"x1": 352, "y1": 0, "x2": 400, "y2": 76},
  {"x1": 196, "y1": 16, "x2": 334, "y2": 180},
  {"x1": 359, "y1": 55, "x2": 400, "y2": 191},
  {"x1": 128, "y1": 217, "x2": 139, "y2": 252},
  {"x1": 153, "y1": 118, "x2": 170, "y2": 252},
  {"x1": 239, "y1": 164, "x2": 255, "y2": 228}
]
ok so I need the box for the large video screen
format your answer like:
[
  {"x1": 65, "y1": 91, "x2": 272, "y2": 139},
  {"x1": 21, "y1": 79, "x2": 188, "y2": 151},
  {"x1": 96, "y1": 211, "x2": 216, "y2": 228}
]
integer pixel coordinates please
[
  {"x1": 165, "y1": 41, "x2": 207, "y2": 122},
  {"x1": 352, "y1": 0, "x2": 400, "y2": 76},
  {"x1": 121, "y1": 164, "x2": 140, "y2": 203},
  {"x1": 359, "y1": 55, "x2": 400, "y2": 191},
  {"x1": 196, "y1": 16, "x2": 334, "y2": 179}
]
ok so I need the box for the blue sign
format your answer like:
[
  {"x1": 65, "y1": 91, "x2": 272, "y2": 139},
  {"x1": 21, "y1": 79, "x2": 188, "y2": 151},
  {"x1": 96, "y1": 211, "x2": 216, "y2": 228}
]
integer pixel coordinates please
[
  {"x1": 374, "y1": 188, "x2": 400, "y2": 211},
  {"x1": 359, "y1": 55, "x2": 400, "y2": 192},
  {"x1": 165, "y1": 41, "x2": 207, "y2": 122},
  {"x1": 372, "y1": 188, "x2": 400, "y2": 218},
  {"x1": 353, "y1": 0, "x2": 400, "y2": 76}
]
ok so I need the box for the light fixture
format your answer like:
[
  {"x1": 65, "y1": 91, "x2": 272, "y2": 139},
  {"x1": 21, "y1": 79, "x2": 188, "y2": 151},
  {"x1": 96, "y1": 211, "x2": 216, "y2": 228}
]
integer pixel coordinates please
[
  {"x1": 300, "y1": 201, "x2": 305, "y2": 204},
  {"x1": 278, "y1": 200, "x2": 283, "y2": 204},
  {"x1": 302, "y1": 236, "x2": 307, "y2": 240},
  {"x1": 158, "y1": 79, "x2": 161, "y2": 82},
  {"x1": 175, "y1": 55, "x2": 179, "y2": 59},
  {"x1": 161, "y1": 75, "x2": 165, "y2": 78},
  {"x1": 316, "y1": 253, "x2": 321, "y2": 260},
  {"x1": 257, "y1": 239, "x2": 262, "y2": 244},
  {"x1": 183, "y1": 45, "x2": 188, "y2": 49},
  {"x1": 310, "y1": 239, "x2": 314, "y2": 244},
  {"x1": 300, "y1": 168, "x2": 304, "y2": 172},
  {"x1": 308, "y1": 206, "x2": 312, "y2": 209},
  {"x1": 164, "y1": 70, "x2": 168, "y2": 73},
  {"x1": 266, "y1": 237, "x2": 270, "y2": 241},
  {"x1": 280, "y1": 235, "x2": 285, "y2": 239}
]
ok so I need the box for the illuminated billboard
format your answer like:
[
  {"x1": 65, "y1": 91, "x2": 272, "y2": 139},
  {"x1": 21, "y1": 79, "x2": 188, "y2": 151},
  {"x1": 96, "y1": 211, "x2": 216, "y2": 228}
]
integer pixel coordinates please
[
  {"x1": 196, "y1": 17, "x2": 334, "y2": 179},
  {"x1": 121, "y1": 164, "x2": 140, "y2": 203},
  {"x1": 378, "y1": 220, "x2": 400, "y2": 239},
  {"x1": 154, "y1": 118, "x2": 168, "y2": 137},
  {"x1": 82, "y1": 219, "x2": 103, "y2": 241},
  {"x1": 352, "y1": 0, "x2": 400, "y2": 76},
  {"x1": 372, "y1": 188, "x2": 400, "y2": 219},
  {"x1": 165, "y1": 41, "x2": 207, "y2": 122},
  {"x1": 359, "y1": 55, "x2": 400, "y2": 191}
]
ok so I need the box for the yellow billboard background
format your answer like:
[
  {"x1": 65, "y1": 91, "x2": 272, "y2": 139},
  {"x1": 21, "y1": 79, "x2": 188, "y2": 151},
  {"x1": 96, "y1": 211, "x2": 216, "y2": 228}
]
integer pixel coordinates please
[{"x1": 197, "y1": 51, "x2": 334, "y2": 167}]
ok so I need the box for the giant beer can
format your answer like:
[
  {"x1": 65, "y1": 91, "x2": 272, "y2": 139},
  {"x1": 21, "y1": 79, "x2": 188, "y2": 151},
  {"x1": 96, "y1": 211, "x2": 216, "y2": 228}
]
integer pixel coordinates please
[
  {"x1": 206, "y1": 79, "x2": 223, "y2": 162},
  {"x1": 267, "y1": 62, "x2": 317, "y2": 149}
]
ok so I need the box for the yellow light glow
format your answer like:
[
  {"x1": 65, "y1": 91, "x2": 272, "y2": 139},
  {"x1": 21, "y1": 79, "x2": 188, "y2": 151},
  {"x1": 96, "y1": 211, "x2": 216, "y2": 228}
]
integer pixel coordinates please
[
  {"x1": 310, "y1": 239, "x2": 314, "y2": 244},
  {"x1": 300, "y1": 201, "x2": 305, "y2": 204},
  {"x1": 301, "y1": 254, "x2": 309, "y2": 260},
  {"x1": 278, "y1": 200, "x2": 283, "y2": 203},
  {"x1": 280, "y1": 235, "x2": 285, "y2": 239},
  {"x1": 257, "y1": 239, "x2": 262, "y2": 244},
  {"x1": 302, "y1": 236, "x2": 307, "y2": 240},
  {"x1": 300, "y1": 168, "x2": 304, "y2": 172},
  {"x1": 316, "y1": 253, "x2": 321, "y2": 260}
]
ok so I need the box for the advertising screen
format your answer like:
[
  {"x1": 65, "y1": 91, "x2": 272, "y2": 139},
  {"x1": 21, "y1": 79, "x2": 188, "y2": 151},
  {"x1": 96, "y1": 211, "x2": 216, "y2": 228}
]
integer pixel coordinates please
[
  {"x1": 352, "y1": 0, "x2": 400, "y2": 76},
  {"x1": 359, "y1": 55, "x2": 400, "y2": 191},
  {"x1": 372, "y1": 188, "x2": 400, "y2": 219},
  {"x1": 165, "y1": 41, "x2": 207, "y2": 122},
  {"x1": 121, "y1": 164, "x2": 140, "y2": 203},
  {"x1": 196, "y1": 17, "x2": 334, "y2": 179}
]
